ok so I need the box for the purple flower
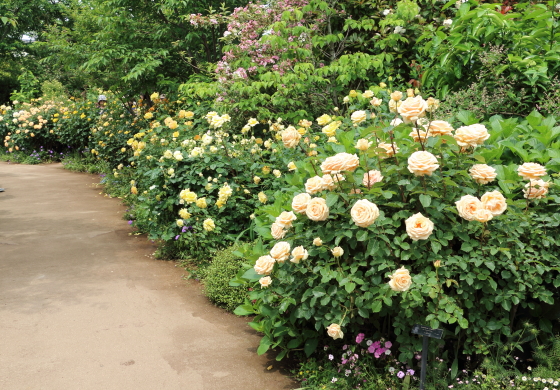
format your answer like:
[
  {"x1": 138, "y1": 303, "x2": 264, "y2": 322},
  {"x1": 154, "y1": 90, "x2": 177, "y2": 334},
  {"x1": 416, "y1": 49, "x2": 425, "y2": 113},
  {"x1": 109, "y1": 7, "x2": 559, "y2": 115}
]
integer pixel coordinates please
[
  {"x1": 385, "y1": 341, "x2": 392, "y2": 348},
  {"x1": 355, "y1": 333, "x2": 365, "y2": 344},
  {"x1": 174, "y1": 235, "x2": 180, "y2": 240},
  {"x1": 128, "y1": 220, "x2": 133, "y2": 225},
  {"x1": 342, "y1": 345, "x2": 348, "y2": 350},
  {"x1": 397, "y1": 371, "x2": 405, "y2": 379},
  {"x1": 372, "y1": 341, "x2": 381, "y2": 349},
  {"x1": 407, "y1": 369, "x2": 415, "y2": 376},
  {"x1": 367, "y1": 345, "x2": 376, "y2": 354}
]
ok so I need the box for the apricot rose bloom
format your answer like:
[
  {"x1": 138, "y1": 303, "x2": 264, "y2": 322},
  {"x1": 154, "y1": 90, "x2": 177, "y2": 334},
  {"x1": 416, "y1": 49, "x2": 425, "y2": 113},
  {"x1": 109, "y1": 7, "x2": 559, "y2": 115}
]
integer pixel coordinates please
[
  {"x1": 351, "y1": 199, "x2": 380, "y2": 228},
  {"x1": 454, "y1": 124, "x2": 489, "y2": 147},
  {"x1": 356, "y1": 138, "x2": 372, "y2": 151},
  {"x1": 290, "y1": 246, "x2": 309, "y2": 264},
  {"x1": 424, "y1": 120, "x2": 453, "y2": 136},
  {"x1": 306, "y1": 197, "x2": 329, "y2": 221},
  {"x1": 388, "y1": 266, "x2": 412, "y2": 292},
  {"x1": 455, "y1": 195, "x2": 482, "y2": 221},
  {"x1": 254, "y1": 255, "x2": 275, "y2": 275},
  {"x1": 270, "y1": 222, "x2": 287, "y2": 240},
  {"x1": 473, "y1": 208, "x2": 493, "y2": 223},
  {"x1": 259, "y1": 276, "x2": 272, "y2": 288},
  {"x1": 362, "y1": 170, "x2": 383, "y2": 188},
  {"x1": 327, "y1": 323, "x2": 344, "y2": 340},
  {"x1": 313, "y1": 237, "x2": 323, "y2": 246},
  {"x1": 351, "y1": 110, "x2": 367, "y2": 124},
  {"x1": 320, "y1": 153, "x2": 360, "y2": 174},
  {"x1": 275, "y1": 211, "x2": 297, "y2": 228},
  {"x1": 390, "y1": 91, "x2": 403, "y2": 101},
  {"x1": 481, "y1": 191, "x2": 507, "y2": 216},
  {"x1": 270, "y1": 241, "x2": 291, "y2": 263},
  {"x1": 523, "y1": 179, "x2": 550, "y2": 199},
  {"x1": 469, "y1": 164, "x2": 497, "y2": 184},
  {"x1": 292, "y1": 193, "x2": 312, "y2": 214},
  {"x1": 398, "y1": 96, "x2": 428, "y2": 123},
  {"x1": 305, "y1": 176, "x2": 325, "y2": 194},
  {"x1": 405, "y1": 213, "x2": 434, "y2": 241},
  {"x1": 407, "y1": 151, "x2": 439, "y2": 176},
  {"x1": 281, "y1": 126, "x2": 301, "y2": 148},
  {"x1": 517, "y1": 162, "x2": 546, "y2": 180},
  {"x1": 409, "y1": 128, "x2": 430, "y2": 143},
  {"x1": 377, "y1": 142, "x2": 399, "y2": 158},
  {"x1": 331, "y1": 246, "x2": 344, "y2": 258}
]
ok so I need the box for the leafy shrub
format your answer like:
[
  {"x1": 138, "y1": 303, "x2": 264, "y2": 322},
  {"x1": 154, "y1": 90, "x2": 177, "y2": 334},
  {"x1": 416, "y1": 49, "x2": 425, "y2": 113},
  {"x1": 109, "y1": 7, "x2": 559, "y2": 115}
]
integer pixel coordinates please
[{"x1": 203, "y1": 244, "x2": 249, "y2": 312}]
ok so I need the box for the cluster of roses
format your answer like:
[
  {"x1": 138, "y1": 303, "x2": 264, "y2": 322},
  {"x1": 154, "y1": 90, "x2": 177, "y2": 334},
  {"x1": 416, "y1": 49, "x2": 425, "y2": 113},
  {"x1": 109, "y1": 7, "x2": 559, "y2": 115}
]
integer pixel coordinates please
[{"x1": 177, "y1": 189, "x2": 214, "y2": 232}]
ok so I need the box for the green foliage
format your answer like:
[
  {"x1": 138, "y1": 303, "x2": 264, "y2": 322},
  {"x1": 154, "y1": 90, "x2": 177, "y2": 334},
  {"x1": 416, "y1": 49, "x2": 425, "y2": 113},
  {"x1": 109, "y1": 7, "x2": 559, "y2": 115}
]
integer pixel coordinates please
[{"x1": 202, "y1": 244, "x2": 249, "y2": 312}]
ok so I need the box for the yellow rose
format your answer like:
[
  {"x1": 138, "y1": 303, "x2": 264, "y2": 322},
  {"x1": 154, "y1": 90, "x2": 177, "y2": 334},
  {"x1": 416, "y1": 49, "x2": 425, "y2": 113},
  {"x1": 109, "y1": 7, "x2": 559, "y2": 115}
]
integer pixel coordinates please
[
  {"x1": 270, "y1": 241, "x2": 291, "y2": 263},
  {"x1": 454, "y1": 124, "x2": 490, "y2": 148},
  {"x1": 281, "y1": 126, "x2": 302, "y2": 148},
  {"x1": 348, "y1": 90, "x2": 358, "y2": 98},
  {"x1": 407, "y1": 151, "x2": 439, "y2": 176},
  {"x1": 196, "y1": 197, "x2": 207, "y2": 209},
  {"x1": 253, "y1": 176, "x2": 261, "y2": 184},
  {"x1": 517, "y1": 162, "x2": 546, "y2": 180},
  {"x1": 355, "y1": 138, "x2": 372, "y2": 151},
  {"x1": 469, "y1": 164, "x2": 497, "y2": 184},
  {"x1": 362, "y1": 90, "x2": 374, "y2": 98},
  {"x1": 455, "y1": 195, "x2": 482, "y2": 221},
  {"x1": 523, "y1": 179, "x2": 549, "y2": 199},
  {"x1": 313, "y1": 237, "x2": 323, "y2": 246},
  {"x1": 398, "y1": 96, "x2": 428, "y2": 123},
  {"x1": 287, "y1": 161, "x2": 297, "y2": 171},
  {"x1": 292, "y1": 193, "x2": 311, "y2": 214},
  {"x1": 320, "y1": 153, "x2": 360, "y2": 174},
  {"x1": 390, "y1": 91, "x2": 403, "y2": 101},
  {"x1": 290, "y1": 246, "x2": 309, "y2": 264},
  {"x1": 179, "y1": 189, "x2": 197, "y2": 203},
  {"x1": 362, "y1": 170, "x2": 384, "y2": 188},
  {"x1": 322, "y1": 121, "x2": 340, "y2": 137},
  {"x1": 351, "y1": 199, "x2": 380, "y2": 228},
  {"x1": 306, "y1": 197, "x2": 329, "y2": 221},
  {"x1": 144, "y1": 112, "x2": 153, "y2": 119},
  {"x1": 351, "y1": 110, "x2": 367, "y2": 124},
  {"x1": 317, "y1": 114, "x2": 332, "y2": 126},
  {"x1": 271, "y1": 222, "x2": 287, "y2": 240},
  {"x1": 203, "y1": 218, "x2": 215, "y2": 231},
  {"x1": 254, "y1": 255, "x2": 275, "y2": 275},
  {"x1": 305, "y1": 176, "x2": 326, "y2": 195},
  {"x1": 275, "y1": 211, "x2": 297, "y2": 228},
  {"x1": 331, "y1": 246, "x2": 344, "y2": 258},
  {"x1": 327, "y1": 323, "x2": 344, "y2": 340},
  {"x1": 259, "y1": 276, "x2": 273, "y2": 288},
  {"x1": 258, "y1": 192, "x2": 268, "y2": 204},
  {"x1": 405, "y1": 213, "x2": 434, "y2": 241},
  {"x1": 388, "y1": 266, "x2": 412, "y2": 292},
  {"x1": 176, "y1": 219, "x2": 184, "y2": 227},
  {"x1": 178, "y1": 208, "x2": 191, "y2": 219}
]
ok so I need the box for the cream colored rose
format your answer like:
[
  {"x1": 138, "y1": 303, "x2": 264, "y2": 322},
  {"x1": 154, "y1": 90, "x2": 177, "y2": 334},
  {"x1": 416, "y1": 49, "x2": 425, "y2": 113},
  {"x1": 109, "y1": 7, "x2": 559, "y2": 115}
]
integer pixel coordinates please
[
  {"x1": 290, "y1": 246, "x2": 309, "y2": 264},
  {"x1": 409, "y1": 128, "x2": 430, "y2": 143},
  {"x1": 351, "y1": 199, "x2": 380, "y2": 228},
  {"x1": 322, "y1": 121, "x2": 341, "y2": 137},
  {"x1": 518, "y1": 162, "x2": 546, "y2": 180},
  {"x1": 271, "y1": 222, "x2": 287, "y2": 240},
  {"x1": 469, "y1": 164, "x2": 497, "y2": 184},
  {"x1": 313, "y1": 237, "x2": 323, "y2": 246},
  {"x1": 275, "y1": 211, "x2": 297, "y2": 228},
  {"x1": 320, "y1": 153, "x2": 360, "y2": 174},
  {"x1": 377, "y1": 142, "x2": 399, "y2": 158},
  {"x1": 388, "y1": 266, "x2": 412, "y2": 292},
  {"x1": 370, "y1": 97, "x2": 383, "y2": 106},
  {"x1": 270, "y1": 241, "x2": 291, "y2": 263},
  {"x1": 306, "y1": 197, "x2": 329, "y2": 221},
  {"x1": 292, "y1": 193, "x2": 312, "y2": 214},
  {"x1": 254, "y1": 255, "x2": 275, "y2": 275},
  {"x1": 362, "y1": 90, "x2": 374, "y2": 98},
  {"x1": 523, "y1": 179, "x2": 550, "y2": 199},
  {"x1": 473, "y1": 208, "x2": 493, "y2": 223},
  {"x1": 281, "y1": 126, "x2": 301, "y2": 148},
  {"x1": 481, "y1": 191, "x2": 507, "y2": 216},
  {"x1": 454, "y1": 124, "x2": 489, "y2": 147},
  {"x1": 390, "y1": 91, "x2": 403, "y2": 101},
  {"x1": 327, "y1": 323, "x2": 344, "y2": 340},
  {"x1": 388, "y1": 99, "x2": 401, "y2": 113},
  {"x1": 398, "y1": 96, "x2": 428, "y2": 123},
  {"x1": 407, "y1": 151, "x2": 439, "y2": 176},
  {"x1": 362, "y1": 170, "x2": 383, "y2": 188},
  {"x1": 390, "y1": 118, "x2": 403, "y2": 126},
  {"x1": 426, "y1": 97, "x2": 440, "y2": 112},
  {"x1": 259, "y1": 276, "x2": 272, "y2": 288},
  {"x1": 455, "y1": 195, "x2": 482, "y2": 221},
  {"x1": 351, "y1": 110, "x2": 367, "y2": 125},
  {"x1": 425, "y1": 120, "x2": 453, "y2": 136},
  {"x1": 331, "y1": 246, "x2": 344, "y2": 258},
  {"x1": 405, "y1": 213, "x2": 434, "y2": 241},
  {"x1": 305, "y1": 176, "x2": 325, "y2": 194},
  {"x1": 356, "y1": 138, "x2": 372, "y2": 151}
]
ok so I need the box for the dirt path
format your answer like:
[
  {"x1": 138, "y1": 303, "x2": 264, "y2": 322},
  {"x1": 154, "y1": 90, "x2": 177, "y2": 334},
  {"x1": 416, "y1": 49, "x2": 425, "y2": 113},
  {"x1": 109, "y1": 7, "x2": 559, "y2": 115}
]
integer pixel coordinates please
[{"x1": 0, "y1": 162, "x2": 296, "y2": 390}]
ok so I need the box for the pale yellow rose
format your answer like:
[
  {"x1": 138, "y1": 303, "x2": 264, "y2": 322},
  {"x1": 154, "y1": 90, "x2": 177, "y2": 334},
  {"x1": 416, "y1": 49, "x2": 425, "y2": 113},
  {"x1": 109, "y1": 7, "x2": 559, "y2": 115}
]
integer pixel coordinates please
[
  {"x1": 306, "y1": 197, "x2": 329, "y2": 221},
  {"x1": 313, "y1": 237, "x2": 323, "y2": 246},
  {"x1": 254, "y1": 255, "x2": 275, "y2": 275},
  {"x1": 281, "y1": 126, "x2": 301, "y2": 148},
  {"x1": 398, "y1": 96, "x2": 428, "y2": 123},
  {"x1": 356, "y1": 138, "x2": 372, "y2": 151},
  {"x1": 426, "y1": 97, "x2": 440, "y2": 112},
  {"x1": 258, "y1": 192, "x2": 268, "y2": 203},
  {"x1": 196, "y1": 197, "x2": 207, "y2": 208},
  {"x1": 327, "y1": 323, "x2": 344, "y2": 340},
  {"x1": 405, "y1": 213, "x2": 434, "y2": 241},
  {"x1": 455, "y1": 195, "x2": 482, "y2": 221},
  {"x1": 331, "y1": 246, "x2": 344, "y2": 258},
  {"x1": 469, "y1": 164, "x2": 497, "y2": 184},
  {"x1": 179, "y1": 189, "x2": 197, "y2": 203},
  {"x1": 377, "y1": 142, "x2": 399, "y2": 158},
  {"x1": 322, "y1": 174, "x2": 345, "y2": 190},
  {"x1": 362, "y1": 170, "x2": 383, "y2": 188},
  {"x1": 271, "y1": 222, "x2": 287, "y2": 240},
  {"x1": 203, "y1": 218, "x2": 215, "y2": 231},
  {"x1": 390, "y1": 118, "x2": 403, "y2": 126},
  {"x1": 179, "y1": 208, "x2": 191, "y2": 219},
  {"x1": 351, "y1": 110, "x2": 367, "y2": 125},
  {"x1": 322, "y1": 121, "x2": 340, "y2": 137},
  {"x1": 390, "y1": 91, "x2": 403, "y2": 101},
  {"x1": 518, "y1": 162, "x2": 546, "y2": 180},
  {"x1": 287, "y1": 161, "x2": 297, "y2": 171},
  {"x1": 481, "y1": 191, "x2": 507, "y2": 216},
  {"x1": 407, "y1": 151, "x2": 439, "y2": 176},
  {"x1": 275, "y1": 211, "x2": 297, "y2": 228},
  {"x1": 454, "y1": 124, "x2": 489, "y2": 147},
  {"x1": 351, "y1": 199, "x2": 380, "y2": 228},
  {"x1": 320, "y1": 153, "x2": 360, "y2": 174},
  {"x1": 305, "y1": 176, "x2": 326, "y2": 194},
  {"x1": 253, "y1": 176, "x2": 261, "y2": 184},
  {"x1": 370, "y1": 97, "x2": 383, "y2": 106},
  {"x1": 523, "y1": 179, "x2": 550, "y2": 199},
  {"x1": 270, "y1": 241, "x2": 291, "y2": 262},
  {"x1": 317, "y1": 114, "x2": 332, "y2": 126},
  {"x1": 290, "y1": 246, "x2": 309, "y2": 264},
  {"x1": 406, "y1": 88, "x2": 415, "y2": 98},
  {"x1": 388, "y1": 266, "x2": 412, "y2": 292},
  {"x1": 259, "y1": 276, "x2": 272, "y2": 288},
  {"x1": 292, "y1": 193, "x2": 312, "y2": 214},
  {"x1": 362, "y1": 90, "x2": 374, "y2": 98},
  {"x1": 409, "y1": 128, "x2": 430, "y2": 143},
  {"x1": 349, "y1": 90, "x2": 358, "y2": 98},
  {"x1": 388, "y1": 99, "x2": 401, "y2": 113},
  {"x1": 473, "y1": 208, "x2": 493, "y2": 223},
  {"x1": 176, "y1": 219, "x2": 184, "y2": 227},
  {"x1": 425, "y1": 120, "x2": 453, "y2": 136}
]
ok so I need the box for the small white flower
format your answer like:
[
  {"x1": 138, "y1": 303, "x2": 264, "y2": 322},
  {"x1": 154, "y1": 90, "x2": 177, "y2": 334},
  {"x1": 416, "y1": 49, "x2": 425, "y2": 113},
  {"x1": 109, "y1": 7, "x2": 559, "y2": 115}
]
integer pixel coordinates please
[
  {"x1": 394, "y1": 26, "x2": 406, "y2": 34},
  {"x1": 382, "y1": 9, "x2": 391, "y2": 15},
  {"x1": 443, "y1": 19, "x2": 453, "y2": 27}
]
